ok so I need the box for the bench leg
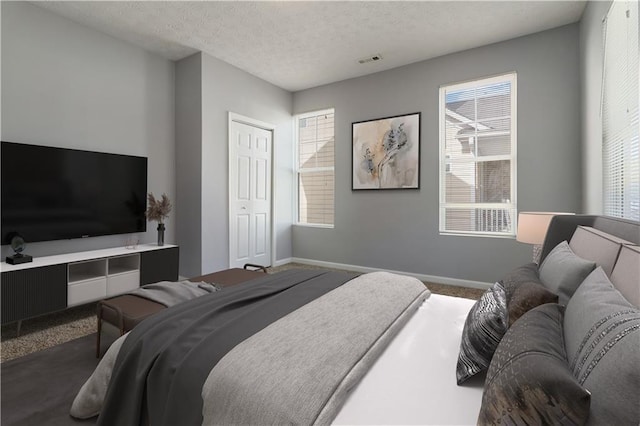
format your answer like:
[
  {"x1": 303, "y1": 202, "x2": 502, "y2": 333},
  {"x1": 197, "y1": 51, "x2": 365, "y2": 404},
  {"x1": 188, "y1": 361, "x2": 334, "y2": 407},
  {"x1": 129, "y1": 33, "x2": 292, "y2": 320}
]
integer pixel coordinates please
[{"x1": 243, "y1": 263, "x2": 268, "y2": 273}]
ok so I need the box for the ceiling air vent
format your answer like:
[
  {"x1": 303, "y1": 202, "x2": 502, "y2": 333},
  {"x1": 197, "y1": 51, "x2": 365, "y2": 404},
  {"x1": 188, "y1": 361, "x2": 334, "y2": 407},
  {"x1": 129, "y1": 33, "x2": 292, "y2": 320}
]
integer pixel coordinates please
[{"x1": 358, "y1": 54, "x2": 383, "y2": 64}]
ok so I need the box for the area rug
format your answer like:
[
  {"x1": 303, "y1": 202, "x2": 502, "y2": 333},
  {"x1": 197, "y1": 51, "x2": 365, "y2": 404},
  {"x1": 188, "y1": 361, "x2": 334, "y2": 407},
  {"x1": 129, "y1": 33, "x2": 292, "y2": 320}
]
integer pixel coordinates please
[{"x1": 1, "y1": 334, "x2": 99, "y2": 426}]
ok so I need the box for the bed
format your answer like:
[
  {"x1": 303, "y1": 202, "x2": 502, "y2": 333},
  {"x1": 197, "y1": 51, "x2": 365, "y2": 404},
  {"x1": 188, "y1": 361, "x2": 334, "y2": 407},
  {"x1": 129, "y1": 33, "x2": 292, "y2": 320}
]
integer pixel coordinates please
[
  {"x1": 71, "y1": 215, "x2": 640, "y2": 425},
  {"x1": 333, "y1": 294, "x2": 483, "y2": 425}
]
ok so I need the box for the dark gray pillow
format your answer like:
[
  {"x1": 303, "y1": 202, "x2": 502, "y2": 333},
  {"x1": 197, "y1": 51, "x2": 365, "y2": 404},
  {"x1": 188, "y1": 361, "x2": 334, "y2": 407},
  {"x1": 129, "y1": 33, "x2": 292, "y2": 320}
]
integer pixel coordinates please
[
  {"x1": 506, "y1": 280, "x2": 558, "y2": 327},
  {"x1": 456, "y1": 282, "x2": 507, "y2": 385},
  {"x1": 478, "y1": 304, "x2": 591, "y2": 426},
  {"x1": 500, "y1": 262, "x2": 539, "y2": 300},
  {"x1": 564, "y1": 267, "x2": 640, "y2": 426},
  {"x1": 539, "y1": 241, "x2": 596, "y2": 305},
  {"x1": 500, "y1": 263, "x2": 558, "y2": 326}
]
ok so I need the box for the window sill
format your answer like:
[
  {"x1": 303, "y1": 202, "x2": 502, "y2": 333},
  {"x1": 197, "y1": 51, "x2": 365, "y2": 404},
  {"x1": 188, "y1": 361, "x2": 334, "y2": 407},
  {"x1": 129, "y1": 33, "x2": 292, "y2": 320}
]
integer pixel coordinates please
[
  {"x1": 294, "y1": 223, "x2": 334, "y2": 229},
  {"x1": 439, "y1": 231, "x2": 516, "y2": 239}
]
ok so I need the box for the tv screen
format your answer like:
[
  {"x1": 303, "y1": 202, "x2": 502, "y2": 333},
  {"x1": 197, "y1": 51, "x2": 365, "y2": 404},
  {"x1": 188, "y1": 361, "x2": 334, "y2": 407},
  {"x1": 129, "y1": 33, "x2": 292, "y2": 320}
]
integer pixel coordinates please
[{"x1": 1, "y1": 142, "x2": 147, "y2": 244}]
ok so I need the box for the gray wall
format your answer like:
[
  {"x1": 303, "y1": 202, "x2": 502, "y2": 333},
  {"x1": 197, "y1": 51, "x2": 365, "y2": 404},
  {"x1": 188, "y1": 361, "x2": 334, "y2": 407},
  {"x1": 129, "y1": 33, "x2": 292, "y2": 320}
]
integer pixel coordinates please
[
  {"x1": 175, "y1": 52, "x2": 293, "y2": 277},
  {"x1": 2, "y1": 1, "x2": 588, "y2": 285},
  {"x1": 580, "y1": 1, "x2": 611, "y2": 214},
  {"x1": 175, "y1": 54, "x2": 203, "y2": 276},
  {"x1": 1, "y1": 2, "x2": 175, "y2": 259},
  {"x1": 292, "y1": 24, "x2": 582, "y2": 284}
]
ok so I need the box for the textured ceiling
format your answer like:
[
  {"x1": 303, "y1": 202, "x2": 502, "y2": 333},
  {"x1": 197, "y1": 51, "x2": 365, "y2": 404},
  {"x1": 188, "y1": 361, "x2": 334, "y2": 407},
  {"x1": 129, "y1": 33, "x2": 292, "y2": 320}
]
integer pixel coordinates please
[{"x1": 33, "y1": 1, "x2": 587, "y2": 92}]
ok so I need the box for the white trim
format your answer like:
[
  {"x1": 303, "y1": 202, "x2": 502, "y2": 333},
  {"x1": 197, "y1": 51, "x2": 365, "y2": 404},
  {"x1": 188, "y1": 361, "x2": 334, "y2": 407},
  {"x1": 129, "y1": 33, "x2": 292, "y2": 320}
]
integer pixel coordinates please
[
  {"x1": 443, "y1": 154, "x2": 512, "y2": 164},
  {"x1": 296, "y1": 108, "x2": 334, "y2": 120},
  {"x1": 294, "y1": 108, "x2": 336, "y2": 227},
  {"x1": 439, "y1": 85, "x2": 446, "y2": 228},
  {"x1": 442, "y1": 202, "x2": 516, "y2": 209},
  {"x1": 438, "y1": 72, "x2": 518, "y2": 237},
  {"x1": 228, "y1": 112, "x2": 276, "y2": 132},
  {"x1": 228, "y1": 112, "x2": 277, "y2": 268},
  {"x1": 290, "y1": 257, "x2": 492, "y2": 290},
  {"x1": 293, "y1": 223, "x2": 334, "y2": 229},
  {"x1": 294, "y1": 114, "x2": 300, "y2": 223},
  {"x1": 439, "y1": 71, "x2": 518, "y2": 92},
  {"x1": 512, "y1": 73, "x2": 518, "y2": 230},
  {"x1": 272, "y1": 257, "x2": 293, "y2": 267},
  {"x1": 291, "y1": 117, "x2": 298, "y2": 232},
  {"x1": 440, "y1": 230, "x2": 516, "y2": 239}
]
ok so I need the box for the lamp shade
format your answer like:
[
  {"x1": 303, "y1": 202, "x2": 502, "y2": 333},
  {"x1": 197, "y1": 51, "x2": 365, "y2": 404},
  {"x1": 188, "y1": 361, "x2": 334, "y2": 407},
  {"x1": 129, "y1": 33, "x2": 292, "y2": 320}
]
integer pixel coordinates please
[{"x1": 516, "y1": 212, "x2": 574, "y2": 245}]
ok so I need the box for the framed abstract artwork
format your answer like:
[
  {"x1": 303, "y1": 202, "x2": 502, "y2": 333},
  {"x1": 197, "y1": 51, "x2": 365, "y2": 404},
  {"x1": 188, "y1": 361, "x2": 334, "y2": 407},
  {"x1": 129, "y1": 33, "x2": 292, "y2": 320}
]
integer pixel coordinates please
[{"x1": 352, "y1": 112, "x2": 421, "y2": 190}]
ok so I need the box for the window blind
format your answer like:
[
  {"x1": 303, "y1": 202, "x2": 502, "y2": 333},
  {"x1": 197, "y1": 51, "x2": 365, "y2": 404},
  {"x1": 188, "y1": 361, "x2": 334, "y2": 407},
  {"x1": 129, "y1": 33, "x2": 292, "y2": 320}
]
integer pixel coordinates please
[
  {"x1": 439, "y1": 73, "x2": 517, "y2": 236},
  {"x1": 297, "y1": 110, "x2": 335, "y2": 226},
  {"x1": 603, "y1": 0, "x2": 639, "y2": 220}
]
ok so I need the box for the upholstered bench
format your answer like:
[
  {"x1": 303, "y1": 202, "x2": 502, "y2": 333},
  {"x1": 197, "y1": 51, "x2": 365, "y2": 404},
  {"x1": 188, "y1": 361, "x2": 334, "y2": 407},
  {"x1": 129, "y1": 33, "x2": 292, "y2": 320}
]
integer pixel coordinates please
[{"x1": 96, "y1": 264, "x2": 267, "y2": 357}]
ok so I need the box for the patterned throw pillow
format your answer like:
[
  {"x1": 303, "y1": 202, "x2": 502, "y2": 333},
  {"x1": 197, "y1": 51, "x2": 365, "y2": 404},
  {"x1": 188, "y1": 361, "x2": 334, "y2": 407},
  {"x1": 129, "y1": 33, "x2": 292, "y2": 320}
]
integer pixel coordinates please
[
  {"x1": 500, "y1": 263, "x2": 539, "y2": 300},
  {"x1": 500, "y1": 263, "x2": 558, "y2": 326},
  {"x1": 478, "y1": 304, "x2": 591, "y2": 425},
  {"x1": 456, "y1": 282, "x2": 508, "y2": 385},
  {"x1": 564, "y1": 267, "x2": 640, "y2": 425},
  {"x1": 506, "y1": 281, "x2": 558, "y2": 327}
]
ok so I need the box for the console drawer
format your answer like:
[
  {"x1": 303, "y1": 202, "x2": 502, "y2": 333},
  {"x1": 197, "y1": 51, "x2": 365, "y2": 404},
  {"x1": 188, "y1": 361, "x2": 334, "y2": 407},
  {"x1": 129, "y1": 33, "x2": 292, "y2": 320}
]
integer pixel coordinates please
[
  {"x1": 107, "y1": 271, "x2": 140, "y2": 296},
  {"x1": 68, "y1": 277, "x2": 107, "y2": 306}
]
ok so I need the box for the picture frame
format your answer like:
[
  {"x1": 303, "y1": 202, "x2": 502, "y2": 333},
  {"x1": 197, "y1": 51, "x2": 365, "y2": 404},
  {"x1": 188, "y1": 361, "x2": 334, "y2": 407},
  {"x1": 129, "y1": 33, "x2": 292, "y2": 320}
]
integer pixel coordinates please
[{"x1": 352, "y1": 112, "x2": 421, "y2": 190}]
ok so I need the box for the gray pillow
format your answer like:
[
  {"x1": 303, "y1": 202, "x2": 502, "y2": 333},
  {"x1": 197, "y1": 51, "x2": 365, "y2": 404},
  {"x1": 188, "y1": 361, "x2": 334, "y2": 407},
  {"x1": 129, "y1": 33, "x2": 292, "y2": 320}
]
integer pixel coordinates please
[
  {"x1": 564, "y1": 267, "x2": 640, "y2": 426},
  {"x1": 539, "y1": 241, "x2": 596, "y2": 305},
  {"x1": 478, "y1": 303, "x2": 591, "y2": 425},
  {"x1": 456, "y1": 282, "x2": 508, "y2": 385}
]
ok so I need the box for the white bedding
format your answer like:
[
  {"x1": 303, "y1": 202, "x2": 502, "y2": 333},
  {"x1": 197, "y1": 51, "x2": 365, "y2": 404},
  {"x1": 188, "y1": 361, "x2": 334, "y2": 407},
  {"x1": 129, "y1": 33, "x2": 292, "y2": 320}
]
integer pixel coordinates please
[{"x1": 333, "y1": 294, "x2": 484, "y2": 425}]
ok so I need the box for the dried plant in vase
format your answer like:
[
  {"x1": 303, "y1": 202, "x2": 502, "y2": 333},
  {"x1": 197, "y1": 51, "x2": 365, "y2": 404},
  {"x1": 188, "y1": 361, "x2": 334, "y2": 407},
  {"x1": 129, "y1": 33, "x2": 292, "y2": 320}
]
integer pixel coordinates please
[{"x1": 146, "y1": 193, "x2": 172, "y2": 246}]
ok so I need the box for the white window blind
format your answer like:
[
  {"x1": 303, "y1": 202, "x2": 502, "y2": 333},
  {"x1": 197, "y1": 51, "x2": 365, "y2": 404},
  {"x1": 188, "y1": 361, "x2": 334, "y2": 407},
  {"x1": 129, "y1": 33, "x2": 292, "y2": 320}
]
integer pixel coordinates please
[
  {"x1": 439, "y1": 73, "x2": 517, "y2": 236},
  {"x1": 296, "y1": 109, "x2": 335, "y2": 226},
  {"x1": 603, "y1": 0, "x2": 639, "y2": 220}
]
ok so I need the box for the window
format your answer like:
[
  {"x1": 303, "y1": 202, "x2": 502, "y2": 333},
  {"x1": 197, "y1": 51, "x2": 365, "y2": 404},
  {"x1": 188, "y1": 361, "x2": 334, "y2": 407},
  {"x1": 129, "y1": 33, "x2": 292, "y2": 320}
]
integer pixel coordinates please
[
  {"x1": 602, "y1": 1, "x2": 639, "y2": 220},
  {"x1": 296, "y1": 109, "x2": 335, "y2": 226},
  {"x1": 439, "y1": 73, "x2": 517, "y2": 236}
]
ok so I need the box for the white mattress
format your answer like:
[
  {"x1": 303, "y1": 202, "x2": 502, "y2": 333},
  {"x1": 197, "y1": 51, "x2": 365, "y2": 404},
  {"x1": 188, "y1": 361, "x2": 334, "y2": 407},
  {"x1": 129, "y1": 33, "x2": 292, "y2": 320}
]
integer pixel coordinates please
[{"x1": 333, "y1": 293, "x2": 484, "y2": 425}]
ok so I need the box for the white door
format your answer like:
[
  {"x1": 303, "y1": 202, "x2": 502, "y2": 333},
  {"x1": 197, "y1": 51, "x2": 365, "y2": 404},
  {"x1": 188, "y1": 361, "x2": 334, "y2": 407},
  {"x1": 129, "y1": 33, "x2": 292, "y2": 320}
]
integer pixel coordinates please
[{"x1": 229, "y1": 119, "x2": 272, "y2": 268}]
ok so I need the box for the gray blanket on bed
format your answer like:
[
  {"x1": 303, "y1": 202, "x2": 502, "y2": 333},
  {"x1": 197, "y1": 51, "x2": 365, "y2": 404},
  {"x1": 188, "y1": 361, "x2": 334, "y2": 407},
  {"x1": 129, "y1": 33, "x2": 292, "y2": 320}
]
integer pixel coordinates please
[
  {"x1": 74, "y1": 270, "x2": 429, "y2": 426},
  {"x1": 130, "y1": 280, "x2": 219, "y2": 307},
  {"x1": 201, "y1": 271, "x2": 430, "y2": 425},
  {"x1": 96, "y1": 269, "x2": 356, "y2": 426}
]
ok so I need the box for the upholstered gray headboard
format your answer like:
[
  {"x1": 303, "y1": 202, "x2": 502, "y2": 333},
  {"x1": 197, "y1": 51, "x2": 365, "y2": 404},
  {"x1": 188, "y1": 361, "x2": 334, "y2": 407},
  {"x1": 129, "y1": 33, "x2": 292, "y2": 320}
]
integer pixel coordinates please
[{"x1": 540, "y1": 215, "x2": 640, "y2": 264}]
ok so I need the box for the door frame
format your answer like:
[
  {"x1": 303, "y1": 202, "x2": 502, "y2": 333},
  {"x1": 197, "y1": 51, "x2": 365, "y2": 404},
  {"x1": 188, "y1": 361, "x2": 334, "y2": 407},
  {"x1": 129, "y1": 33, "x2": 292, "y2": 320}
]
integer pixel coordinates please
[{"x1": 228, "y1": 112, "x2": 276, "y2": 268}]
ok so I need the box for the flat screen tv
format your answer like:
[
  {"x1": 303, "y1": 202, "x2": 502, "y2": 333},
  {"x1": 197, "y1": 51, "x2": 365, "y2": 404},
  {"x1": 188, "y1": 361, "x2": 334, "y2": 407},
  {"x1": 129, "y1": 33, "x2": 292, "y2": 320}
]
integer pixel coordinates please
[{"x1": 1, "y1": 141, "x2": 148, "y2": 244}]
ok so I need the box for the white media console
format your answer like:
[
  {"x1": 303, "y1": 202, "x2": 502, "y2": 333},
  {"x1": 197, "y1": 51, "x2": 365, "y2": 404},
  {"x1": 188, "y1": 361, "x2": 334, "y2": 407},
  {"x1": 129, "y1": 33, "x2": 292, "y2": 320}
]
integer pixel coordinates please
[{"x1": 1, "y1": 244, "x2": 179, "y2": 327}]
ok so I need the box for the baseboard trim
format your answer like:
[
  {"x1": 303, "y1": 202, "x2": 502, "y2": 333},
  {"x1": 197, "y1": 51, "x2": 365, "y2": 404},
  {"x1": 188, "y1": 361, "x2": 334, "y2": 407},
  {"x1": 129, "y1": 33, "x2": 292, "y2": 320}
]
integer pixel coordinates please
[
  {"x1": 290, "y1": 257, "x2": 491, "y2": 290},
  {"x1": 272, "y1": 257, "x2": 293, "y2": 268}
]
